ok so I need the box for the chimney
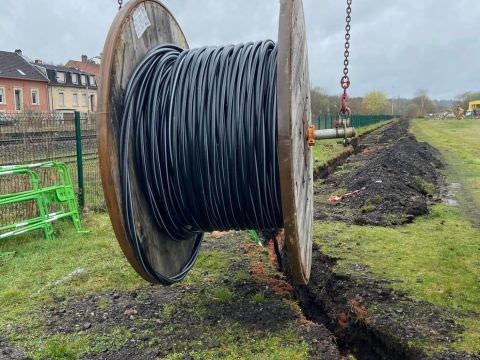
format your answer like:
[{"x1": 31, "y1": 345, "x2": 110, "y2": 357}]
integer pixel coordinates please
[
  {"x1": 14, "y1": 49, "x2": 22, "y2": 56},
  {"x1": 34, "y1": 59, "x2": 43, "y2": 64},
  {"x1": 81, "y1": 54, "x2": 88, "y2": 63}
]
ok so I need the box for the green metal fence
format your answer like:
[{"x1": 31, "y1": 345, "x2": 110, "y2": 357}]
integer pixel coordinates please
[
  {"x1": 0, "y1": 111, "x2": 104, "y2": 227},
  {"x1": 313, "y1": 114, "x2": 397, "y2": 130}
]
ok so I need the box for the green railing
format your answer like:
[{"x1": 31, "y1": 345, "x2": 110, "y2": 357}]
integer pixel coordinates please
[
  {"x1": 0, "y1": 111, "x2": 104, "y2": 228},
  {"x1": 314, "y1": 114, "x2": 397, "y2": 130}
]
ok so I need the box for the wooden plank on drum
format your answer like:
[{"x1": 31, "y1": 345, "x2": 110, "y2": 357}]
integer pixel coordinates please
[{"x1": 277, "y1": 0, "x2": 313, "y2": 284}]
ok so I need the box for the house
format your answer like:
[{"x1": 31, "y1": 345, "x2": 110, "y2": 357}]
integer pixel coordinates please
[
  {"x1": 468, "y1": 100, "x2": 480, "y2": 111},
  {"x1": 65, "y1": 55, "x2": 100, "y2": 82},
  {"x1": 0, "y1": 50, "x2": 49, "y2": 112},
  {"x1": 34, "y1": 62, "x2": 98, "y2": 117}
]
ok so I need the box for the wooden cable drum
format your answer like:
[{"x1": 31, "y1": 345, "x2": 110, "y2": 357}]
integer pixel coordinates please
[{"x1": 97, "y1": 0, "x2": 313, "y2": 285}]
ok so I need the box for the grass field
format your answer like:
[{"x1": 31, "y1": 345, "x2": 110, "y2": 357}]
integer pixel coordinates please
[
  {"x1": 0, "y1": 216, "x2": 142, "y2": 327},
  {"x1": 411, "y1": 119, "x2": 480, "y2": 224},
  {"x1": 312, "y1": 119, "x2": 480, "y2": 354},
  {"x1": 314, "y1": 205, "x2": 480, "y2": 353}
]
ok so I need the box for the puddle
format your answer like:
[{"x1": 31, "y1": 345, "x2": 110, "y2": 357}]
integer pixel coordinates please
[{"x1": 442, "y1": 182, "x2": 462, "y2": 207}]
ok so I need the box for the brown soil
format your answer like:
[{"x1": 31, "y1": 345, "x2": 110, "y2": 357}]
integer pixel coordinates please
[{"x1": 0, "y1": 338, "x2": 26, "y2": 360}]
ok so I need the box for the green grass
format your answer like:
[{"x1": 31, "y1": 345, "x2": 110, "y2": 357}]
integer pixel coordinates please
[
  {"x1": 181, "y1": 326, "x2": 309, "y2": 360},
  {"x1": 411, "y1": 119, "x2": 480, "y2": 211},
  {"x1": 0, "y1": 214, "x2": 144, "y2": 356},
  {"x1": 315, "y1": 205, "x2": 480, "y2": 314},
  {"x1": 210, "y1": 286, "x2": 234, "y2": 303},
  {"x1": 182, "y1": 249, "x2": 231, "y2": 285},
  {"x1": 311, "y1": 139, "x2": 348, "y2": 168},
  {"x1": 410, "y1": 119, "x2": 480, "y2": 353},
  {"x1": 0, "y1": 216, "x2": 143, "y2": 324},
  {"x1": 28, "y1": 327, "x2": 132, "y2": 360},
  {"x1": 311, "y1": 120, "x2": 392, "y2": 166},
  {"x1": 252, "y1": 292, "x2": 267, "y2": 304}
]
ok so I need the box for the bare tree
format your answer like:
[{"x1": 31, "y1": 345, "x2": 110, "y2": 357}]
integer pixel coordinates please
[{"x1": 414, "y1": 89, "x2": 428, "y2": 116}]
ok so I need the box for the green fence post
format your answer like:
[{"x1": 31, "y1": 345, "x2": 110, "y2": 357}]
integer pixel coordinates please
[{"x1": 74, "y1": 111, "x2": 85, "y2": 210}]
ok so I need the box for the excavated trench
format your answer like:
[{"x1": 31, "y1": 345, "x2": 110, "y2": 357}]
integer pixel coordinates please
[{"x1": 290, "y1": 120, "x2": 475, "y2": 359}]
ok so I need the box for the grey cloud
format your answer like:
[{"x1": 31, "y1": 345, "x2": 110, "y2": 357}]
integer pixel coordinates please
[{"x1": 1, "y1": 0, "x2": 478, "y2": 99}]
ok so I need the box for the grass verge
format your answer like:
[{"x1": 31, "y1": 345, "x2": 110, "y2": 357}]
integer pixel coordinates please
[
  {"x1": 0, "y1": 215, "x2": 145, "y2": 357},
  {"x1": 411, "y1": 119, "x2": 480, "y2": 224}
]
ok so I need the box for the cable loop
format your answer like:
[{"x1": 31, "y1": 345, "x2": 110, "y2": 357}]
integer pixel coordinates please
[{"x1": 119, "y1": 41, "x2": 282, "y2": 284}]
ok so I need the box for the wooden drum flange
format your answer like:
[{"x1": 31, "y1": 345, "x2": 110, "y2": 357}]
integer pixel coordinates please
[
  {"x1": 277, "y1": 0, "x2": 313, "y2": 284},
  {"x1": 98, "y1": 0, "x2": 313, "y2": 285}
]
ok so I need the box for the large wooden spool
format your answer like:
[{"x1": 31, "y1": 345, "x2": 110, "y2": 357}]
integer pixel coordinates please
[{"x1": 98, "y1": 0, "x2": 313, "y2": 284}]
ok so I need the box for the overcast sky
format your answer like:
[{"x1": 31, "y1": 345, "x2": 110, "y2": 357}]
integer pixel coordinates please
[{"x1": 1, "y1": 0, "x2": 478, "y2": 99}]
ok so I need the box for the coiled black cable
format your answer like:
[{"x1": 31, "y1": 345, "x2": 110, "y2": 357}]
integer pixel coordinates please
[{"x1": 119, "y1": 40, "x2": 283, "y2": 284}]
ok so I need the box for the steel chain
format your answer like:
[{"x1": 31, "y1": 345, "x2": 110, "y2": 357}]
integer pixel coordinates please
[{"x1": 340, "y1": 0, "x2": 352, "y2": 115}]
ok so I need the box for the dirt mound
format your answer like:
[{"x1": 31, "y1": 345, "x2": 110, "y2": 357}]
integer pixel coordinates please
[{"x1": 314, "y1": 120, "x2": 445, "y2": 226}]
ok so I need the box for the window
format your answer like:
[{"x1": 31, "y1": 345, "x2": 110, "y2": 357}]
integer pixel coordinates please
[
  {"x1": 89, "y1": 75, "x2": 96, "y2": 86},
  {"x1": 56, "y1": 71, "x2": 65, "y2": 83},
  {"x1": 73, "y1": 93, "x2": 79, "y2": 106},
  {"x1": 82, "y1": 93, "x2": 87, "y2": 107},
  {"x1": 80, "y1": 75, "x2": 87, "y2": 85},
  {"x1": 90, "y1": 94, "x2": 95, "y2": 112},
  {"x1": 31, "y1": 89, "x2": 39, "y2": 105},
  {"x1": 58, "y1": 92, "x2": 65, "y2": 107},
  {"x1": 17, "y1": 69, "x2": 26, "y2": 76},
  {"x1": 71, "y1": 73, "x2": 78, "y2": 84},
  {"x1": 14, "y1": 88, "x2": 23, "y2": 111},
  {"x1": 0, "y1": 87, "x2": 5, "y2": 104}
]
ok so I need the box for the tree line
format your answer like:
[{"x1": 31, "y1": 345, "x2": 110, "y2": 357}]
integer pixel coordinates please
[{"x1": 310, "y1": 88, "x2": 480, "y2": 119}]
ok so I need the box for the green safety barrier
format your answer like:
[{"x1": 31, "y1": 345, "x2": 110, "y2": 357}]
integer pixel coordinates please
[{"x1": 0, "y1": 162, "x2": 88, "y2": 250}]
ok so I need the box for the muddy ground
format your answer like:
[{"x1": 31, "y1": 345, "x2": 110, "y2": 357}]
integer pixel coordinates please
[
  {"x1": 314, "y1": 120, "x2": 444, "y2": 226},
  {"x1": 2, "y1": 120, "x2": 478, "y2": 359}
]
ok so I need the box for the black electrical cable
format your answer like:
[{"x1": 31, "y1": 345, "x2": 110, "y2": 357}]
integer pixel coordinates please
[{"x1": 119, "y1": 40, "x2": 283, "y2": 285}]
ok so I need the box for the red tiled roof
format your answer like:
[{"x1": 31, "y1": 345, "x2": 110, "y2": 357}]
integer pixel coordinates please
[{"x1": 65, "y1": 60, "x2": 100, "y2": 77}]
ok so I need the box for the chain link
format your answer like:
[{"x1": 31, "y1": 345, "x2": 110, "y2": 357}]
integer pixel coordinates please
[
  {"x1": 118, "y1": 0, "x2": 123, "y2": 10},
  {"x1": 340, "y1": 0, "x2": 352, "y2": 115}
]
